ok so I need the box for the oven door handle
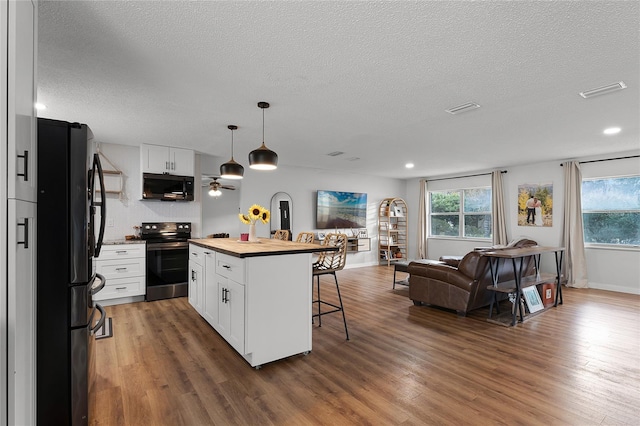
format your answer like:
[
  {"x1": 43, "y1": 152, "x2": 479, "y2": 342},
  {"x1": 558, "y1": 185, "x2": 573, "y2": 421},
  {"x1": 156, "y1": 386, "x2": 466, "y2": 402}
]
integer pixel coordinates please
[
  {"x1": 146, "y1": 242, "x2": 189, "y2": 250},
  {"x1": 90, "y1": 303, "x2": 107, "y2": 335}
]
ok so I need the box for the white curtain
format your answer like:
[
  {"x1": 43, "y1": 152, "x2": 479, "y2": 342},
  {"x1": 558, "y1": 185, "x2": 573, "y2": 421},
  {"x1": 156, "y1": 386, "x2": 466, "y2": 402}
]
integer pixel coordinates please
[
  {"x1": 491, "y1": 170, "x2": 508, "y2": 246},
  {"x1": 417, "y1": 179, "x2": 428, "y2": 259},
  {"x1": 562, "y1": 161, "x2": 589, "y2": 287}
]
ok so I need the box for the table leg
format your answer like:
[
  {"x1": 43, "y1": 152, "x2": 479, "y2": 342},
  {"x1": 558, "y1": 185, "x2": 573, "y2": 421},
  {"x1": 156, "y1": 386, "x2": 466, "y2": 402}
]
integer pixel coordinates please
[
  {"x1": 554, "y1": 250, "x2": 564, "y2": 306},
  {"x1": 488, "y1": 257, "x2": 500, "y2": 318}
]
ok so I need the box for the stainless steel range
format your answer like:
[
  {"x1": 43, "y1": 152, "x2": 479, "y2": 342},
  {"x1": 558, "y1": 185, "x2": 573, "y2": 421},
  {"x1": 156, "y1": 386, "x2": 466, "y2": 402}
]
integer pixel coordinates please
[{"x1": 142, "y1": 222, "x2": 191, "y2": 301}]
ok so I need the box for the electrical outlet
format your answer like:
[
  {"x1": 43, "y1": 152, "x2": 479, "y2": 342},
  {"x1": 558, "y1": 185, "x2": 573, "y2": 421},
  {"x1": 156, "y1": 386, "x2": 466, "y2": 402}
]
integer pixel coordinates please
[
  {"x1": 545, "y1": 289, "x2": 552, "y2": 299},
  {"x1": 107, "y1": 218, "x2": 114, "y2": 227}
]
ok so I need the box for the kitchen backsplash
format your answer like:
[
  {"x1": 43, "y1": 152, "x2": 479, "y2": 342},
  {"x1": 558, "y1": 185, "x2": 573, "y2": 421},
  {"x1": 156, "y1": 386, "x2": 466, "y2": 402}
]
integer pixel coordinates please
[{"x1": 96, "y1": 143, "x2": 201, "y2": 241}]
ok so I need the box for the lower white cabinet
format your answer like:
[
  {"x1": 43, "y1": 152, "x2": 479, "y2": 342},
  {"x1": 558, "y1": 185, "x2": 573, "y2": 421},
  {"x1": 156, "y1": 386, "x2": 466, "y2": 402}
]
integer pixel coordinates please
[
  {"x1": 93, "y1": 243, "x2": 146, "y2": 305},
  {"x1": 202, "y1": 252, "x2": 218, "y2": 326},
  {"x1": 188, "y1": 244, "x2": 206, "y2": 315},
  {"x1": 188, "y1": 243, "x2": 312, "y2": 368},
  {"x1": 7, "y1": 199, "x2": 36, "y2": 426},
  {"x1": 214, "y1": 254, "x2": 245, "y2": 354}
]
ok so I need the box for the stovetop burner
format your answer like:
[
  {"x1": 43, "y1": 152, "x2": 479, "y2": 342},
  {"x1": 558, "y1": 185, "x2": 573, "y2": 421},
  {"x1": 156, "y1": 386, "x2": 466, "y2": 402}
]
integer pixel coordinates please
[{"x1": 141, "y1": 222, "x2": 191, "y2": 242}]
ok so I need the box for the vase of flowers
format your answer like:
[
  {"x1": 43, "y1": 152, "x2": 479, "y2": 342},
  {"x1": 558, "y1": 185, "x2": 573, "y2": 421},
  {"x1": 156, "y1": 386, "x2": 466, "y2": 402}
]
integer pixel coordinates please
[{"x1": 239, "y1": 204, "x2": 270, "y2": 242}]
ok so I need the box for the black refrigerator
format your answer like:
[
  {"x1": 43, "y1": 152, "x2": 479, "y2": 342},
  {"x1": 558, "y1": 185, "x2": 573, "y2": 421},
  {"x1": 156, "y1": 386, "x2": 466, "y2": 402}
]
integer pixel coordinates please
[{"x1": 36, "y1": 118, "x2": 107, "y2": 425}]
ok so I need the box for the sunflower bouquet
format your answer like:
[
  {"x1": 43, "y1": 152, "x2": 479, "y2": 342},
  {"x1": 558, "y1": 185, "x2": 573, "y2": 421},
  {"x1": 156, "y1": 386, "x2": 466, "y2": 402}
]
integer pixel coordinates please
[{"x1": 239, "y1": 204, "x2": 270, "y2": 225}]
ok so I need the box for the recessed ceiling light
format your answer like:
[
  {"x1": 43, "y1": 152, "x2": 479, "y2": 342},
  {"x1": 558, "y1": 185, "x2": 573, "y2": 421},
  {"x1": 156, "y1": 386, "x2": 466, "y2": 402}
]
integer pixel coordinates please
[
  {"x1": 603, "y1": 127, "x2": 621, "y2": 135},
  {"x1": 405, "y1": 163, "x2": 414, "y2": 169},
  {"x1": 445, "y1": 102, "x2": 480, "y2": 115},
  {"x1": 579, "y1": 81, "x2": 626, "y2": 98},
  {"x1": 327, "y1": 151, "x2": 344, "y2": 157},
  {"x1": 35, "y1": 103, "x2": 47, "y2": 110}
]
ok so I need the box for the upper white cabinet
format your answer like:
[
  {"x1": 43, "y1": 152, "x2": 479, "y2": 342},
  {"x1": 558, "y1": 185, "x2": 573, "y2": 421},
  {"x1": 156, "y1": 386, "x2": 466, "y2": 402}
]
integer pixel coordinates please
[
  {"x1": 140, "y1": 144, "x2": 194, "y2": 176},
  {"x1": 7, "y1": 0, "x2": 37, "y2": 202}
]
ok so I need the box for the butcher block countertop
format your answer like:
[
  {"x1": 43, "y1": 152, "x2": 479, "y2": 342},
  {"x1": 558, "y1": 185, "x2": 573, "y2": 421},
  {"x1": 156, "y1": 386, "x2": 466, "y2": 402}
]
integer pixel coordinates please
[{"x1": 189, "y1": 237, "x2": 335, "y2": 258}]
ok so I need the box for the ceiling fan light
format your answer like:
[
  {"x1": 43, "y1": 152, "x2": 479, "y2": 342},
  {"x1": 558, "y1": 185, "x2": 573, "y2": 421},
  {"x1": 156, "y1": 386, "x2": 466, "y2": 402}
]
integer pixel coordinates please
[
  {"x1": 220, "y1": 159, "x2": 244, "y2": 179},
  {"x1": 208, "y1": 188, "x2": 222, "y2": 197}
]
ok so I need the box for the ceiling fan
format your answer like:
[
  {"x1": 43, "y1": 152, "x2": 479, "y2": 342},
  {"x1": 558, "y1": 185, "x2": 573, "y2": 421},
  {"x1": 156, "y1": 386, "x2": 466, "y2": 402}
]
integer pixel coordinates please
[{"x1": 204, "y1": 176, "x2": 236, "y2": 197}]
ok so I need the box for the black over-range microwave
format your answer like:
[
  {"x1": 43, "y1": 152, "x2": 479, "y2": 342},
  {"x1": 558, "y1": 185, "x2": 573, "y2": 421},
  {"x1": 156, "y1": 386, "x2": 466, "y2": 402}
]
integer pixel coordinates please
[{"x1": 142, "y1": 173, "x2": 195, "y2": 201}]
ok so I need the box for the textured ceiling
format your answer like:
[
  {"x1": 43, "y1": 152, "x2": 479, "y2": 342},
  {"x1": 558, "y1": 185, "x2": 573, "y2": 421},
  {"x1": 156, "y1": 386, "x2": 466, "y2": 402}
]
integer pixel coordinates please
[{"x1": 37, "y1": 1, "x2": 640, "y2": 179}]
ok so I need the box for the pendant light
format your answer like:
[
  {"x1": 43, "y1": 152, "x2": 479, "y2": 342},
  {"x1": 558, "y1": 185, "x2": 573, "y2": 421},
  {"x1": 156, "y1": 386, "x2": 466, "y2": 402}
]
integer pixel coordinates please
[
  {"x1": 219, "y1": 125, "x2": 244, "y2": 179},
  {"x1": 249, "y1": 101, "x2": 278, "y2": 170}
]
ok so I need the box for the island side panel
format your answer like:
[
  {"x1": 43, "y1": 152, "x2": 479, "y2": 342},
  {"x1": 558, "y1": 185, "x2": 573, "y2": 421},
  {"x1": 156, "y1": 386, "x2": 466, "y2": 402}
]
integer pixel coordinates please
[{"x1": 244, "y1": 253, "x2": 312, "y2": 367}]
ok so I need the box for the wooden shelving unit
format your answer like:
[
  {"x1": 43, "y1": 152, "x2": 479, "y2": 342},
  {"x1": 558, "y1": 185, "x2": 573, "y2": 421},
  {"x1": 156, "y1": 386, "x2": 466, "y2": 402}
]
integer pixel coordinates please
[{"x1": 378, "y1": 198, "x2": 407, "y2": 266}]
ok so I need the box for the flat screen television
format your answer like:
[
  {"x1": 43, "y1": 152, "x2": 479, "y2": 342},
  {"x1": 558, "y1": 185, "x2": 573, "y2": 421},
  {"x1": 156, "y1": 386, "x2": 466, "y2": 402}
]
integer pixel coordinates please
[{"x1": 316, "y1": 190, "x2": 367, "y2": 229}]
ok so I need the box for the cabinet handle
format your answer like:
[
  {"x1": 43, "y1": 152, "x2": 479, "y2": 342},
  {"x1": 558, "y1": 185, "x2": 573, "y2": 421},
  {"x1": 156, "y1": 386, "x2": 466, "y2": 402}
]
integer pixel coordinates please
[
  {"x1": 171, "y1": 162, "x2": 175, "y2": 170},
  {"x1": 166, "y1": 161, "x2": 169, "y2": 170},
  {"x1": 191, "y1": 270, "x2": 196, "y2": 281},
  {"x1": 191, "y1": 252, "x2": 198, "y2": 257},
  {"x1": 115, "y1": 287, "x2": 127, "y2": 290},
  {"x1": 115, "y1": 250, "x2": 128, "y2": 254},
  {"x1": 17, "y1": 218, "x2": 29, "y2": 249},
  {"x1": 115, "y1": 267, "x2": 128, "y2": 272},
  {"x1": 17, "y1": 150, "x2": 29, "y2": 182},
  {"x1": 222, "y1": 264, "x2": 231, "y2": 269}
]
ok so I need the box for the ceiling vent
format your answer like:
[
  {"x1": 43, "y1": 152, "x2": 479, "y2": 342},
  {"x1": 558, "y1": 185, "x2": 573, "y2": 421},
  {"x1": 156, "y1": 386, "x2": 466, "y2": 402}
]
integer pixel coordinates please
[
  {"x1": 579, "y1": 81, "x2": 627, "y2": 99},
  {"x1": 327, "y1": 151, "x2": 344, "y2": 157},
  {"x1": 445, "y1": 102, "x2": 481, "y2": 115}
]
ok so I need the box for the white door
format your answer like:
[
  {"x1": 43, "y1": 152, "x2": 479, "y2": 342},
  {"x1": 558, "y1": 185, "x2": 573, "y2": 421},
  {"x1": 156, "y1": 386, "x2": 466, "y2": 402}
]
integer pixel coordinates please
[
  {"x1": 170, "y1": 147, "x2": 194, "y2": 176},
  {"x1": 141, "y1": 144, "x2": 169, "y2": 174},
  {"x1": 203, "y1": 252, "x2": 218, "y2": 326},
  {"x1": 188, "y1": 261, "x2": 203, "y2": 314},
  {"x1": 7, "y1": 0, "x2": 36, "y2": 202},
  {"x1": 227, "y1": 280, "x2": 245, "y2": 354},
  {"x1": 7, "y1": 199, "x2": 36, "y2": 426},
  {"x1": 216, "y1": 276, "x2": 229, "y2": 337}
]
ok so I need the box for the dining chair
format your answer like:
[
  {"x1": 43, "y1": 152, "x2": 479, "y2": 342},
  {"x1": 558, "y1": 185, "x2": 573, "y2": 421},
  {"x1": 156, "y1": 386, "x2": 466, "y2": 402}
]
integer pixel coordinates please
[
  {"x1": 273, "y1": 229, "x2": 290, "y2": 240},
  {"x1": 312, "y1": 233, "x2": 349, "y2": 340},
  {"x1": 295, "y1": 232, "x2": 315, "y2": 244}
]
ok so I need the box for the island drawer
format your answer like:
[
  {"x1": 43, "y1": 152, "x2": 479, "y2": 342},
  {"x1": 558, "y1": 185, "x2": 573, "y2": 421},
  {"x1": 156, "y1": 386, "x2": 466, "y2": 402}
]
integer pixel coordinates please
[
  {"x1": 216, "y1": 252, "x2": 245, "y2": 284},
  {"x1": 189, "y1": 244, "x2": 207, "y2": 263}
]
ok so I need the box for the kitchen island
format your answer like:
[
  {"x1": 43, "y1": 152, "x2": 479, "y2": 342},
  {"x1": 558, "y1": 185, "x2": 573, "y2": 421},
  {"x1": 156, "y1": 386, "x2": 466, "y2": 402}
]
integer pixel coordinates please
[{"x1": 188, "y1": 237, "x2": 332, "y2": 368}]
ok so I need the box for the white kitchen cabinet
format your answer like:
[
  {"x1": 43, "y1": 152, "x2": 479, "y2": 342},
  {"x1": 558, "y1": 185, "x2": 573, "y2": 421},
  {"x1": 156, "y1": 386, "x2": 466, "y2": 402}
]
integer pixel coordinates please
[
  {"x1": 7, "y1": 0, "x2": 37, "y2": 202},
  {"x1": 188, "y1": 242, "x2": 312, "y2": 369},
  {"x1": 214, "y1": 253, "x2": 246, "y2": 354},
  {"x1": 188, "y1": 244, "x2": 206, "y2": 315},
  {"x1": 92, "y1": 243, "x2": 146, "y2": 306},
  {"x1": 7, "y1": 199, "x2": 36, "y2": 426},
  {"x1": 140, "y1": 143, "x2": 194, "y2": 176},
  {"x1": 3, "y1": 1, "x2": 38, "y2": 424},
  {"x1": 203, "y1": 252, "x2": 218, "y2": 326}
]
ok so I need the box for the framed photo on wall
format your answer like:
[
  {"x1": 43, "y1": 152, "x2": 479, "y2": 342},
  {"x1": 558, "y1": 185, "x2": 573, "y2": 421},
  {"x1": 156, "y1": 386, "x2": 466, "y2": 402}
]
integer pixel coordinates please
[{"x1": 518, "y1": 182, "x2": 553, "y2": 227}]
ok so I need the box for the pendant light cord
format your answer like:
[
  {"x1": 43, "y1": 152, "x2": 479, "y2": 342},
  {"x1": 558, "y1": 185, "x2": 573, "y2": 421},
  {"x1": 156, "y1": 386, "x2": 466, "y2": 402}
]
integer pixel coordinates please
[
  {"x1": 262, "y1": 108, "x2": 265, "y2": 145},
  {"x1": 231, "y1": 128, "x2": 234, "y2": 159}
]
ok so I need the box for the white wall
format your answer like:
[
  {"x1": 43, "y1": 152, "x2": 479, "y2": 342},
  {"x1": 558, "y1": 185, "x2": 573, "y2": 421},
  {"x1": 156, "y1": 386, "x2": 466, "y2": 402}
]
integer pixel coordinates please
[
  {"x1": 200, "y1": 155, "x2": 242, "y2": 237},
  {"x1": 405, "y1": 151, "x2": 640, "y2": 294},
  {"x1": 96, "y1": 143, "x2": 201, "y2": 240},
  {"x1": 237, "y1": 165, "x2": 407, "y2": 268}
]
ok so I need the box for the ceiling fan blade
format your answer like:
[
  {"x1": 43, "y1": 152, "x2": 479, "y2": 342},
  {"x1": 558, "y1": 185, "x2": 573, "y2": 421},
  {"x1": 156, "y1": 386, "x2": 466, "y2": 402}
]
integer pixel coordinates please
[{"x1": 221, "y1": 185, "x2": 236, "y2": 190}]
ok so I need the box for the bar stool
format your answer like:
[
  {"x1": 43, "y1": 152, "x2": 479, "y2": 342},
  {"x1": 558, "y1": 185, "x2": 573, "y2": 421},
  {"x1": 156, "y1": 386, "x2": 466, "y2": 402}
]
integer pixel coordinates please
[
  {"x1": 312, "y1": 233, "x2": 349, "y2": 340},
  {"x1": 296, "y1": 232, "x2": 315, "y2": 244},
  {"x1": 273, "y1": 229, "x2": 290, "y2": 240}
]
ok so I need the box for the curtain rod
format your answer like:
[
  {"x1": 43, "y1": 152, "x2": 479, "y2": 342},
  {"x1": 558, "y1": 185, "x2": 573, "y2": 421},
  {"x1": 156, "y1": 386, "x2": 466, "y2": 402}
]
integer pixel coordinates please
[
  {"x1": 426, "y1": 170, "x2": 507, "y2": 182},
  {"x1": 560, "y1": 154, "x2": 639, "y2": 166}
]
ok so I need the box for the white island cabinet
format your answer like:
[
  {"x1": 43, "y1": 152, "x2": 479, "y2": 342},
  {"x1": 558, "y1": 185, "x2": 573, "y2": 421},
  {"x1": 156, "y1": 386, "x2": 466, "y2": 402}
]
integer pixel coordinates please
[
  {"x1": 188, "y1": 238, "x2": 324, "y2": 368},
  {"x1": 93, "y1": 242, "x2": 146, "y2": 305}
]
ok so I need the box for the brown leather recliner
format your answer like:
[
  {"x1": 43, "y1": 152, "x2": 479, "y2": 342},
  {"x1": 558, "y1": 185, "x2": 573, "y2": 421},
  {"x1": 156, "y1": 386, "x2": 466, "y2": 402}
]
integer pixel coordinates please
[{"x1": 408, "y1": 238, "x2": 537, "y2": 316}]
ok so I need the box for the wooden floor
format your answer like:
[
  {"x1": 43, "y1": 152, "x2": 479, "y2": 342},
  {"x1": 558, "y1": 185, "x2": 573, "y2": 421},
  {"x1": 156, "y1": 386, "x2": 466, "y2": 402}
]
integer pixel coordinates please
[{"x1": 90, "y1": 265, "x2": 640, "y2": 425}]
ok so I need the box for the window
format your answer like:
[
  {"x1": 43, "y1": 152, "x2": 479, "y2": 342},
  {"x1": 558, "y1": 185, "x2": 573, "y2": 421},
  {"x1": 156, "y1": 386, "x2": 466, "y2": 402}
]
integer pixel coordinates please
[
  {"x1": 430, "y1": 188, "x2": 492, "y2": 239},
  {"x1": 582, "y1": 176, "x2": 640, "y2": 246}
]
